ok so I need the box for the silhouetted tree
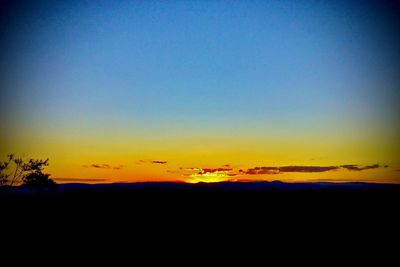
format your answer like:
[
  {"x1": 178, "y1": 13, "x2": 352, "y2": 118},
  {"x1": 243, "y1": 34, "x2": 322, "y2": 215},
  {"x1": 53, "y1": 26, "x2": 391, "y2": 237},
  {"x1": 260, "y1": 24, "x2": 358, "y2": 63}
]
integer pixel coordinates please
[
  {"x1": 0, "y1": 154, "x2": 22, "y2": 186},
  {"x1": 0, "y1": 154, "x2": 56, "y2": 189},
  {"x1": 0, "y1": 159, "x2": 10, "y2": 186},
  {"x1": 22, "y1": 158, "x2": 56, "y2": 189},
  {"x1": 23, "y1": 172, "x2": 56, "y2": 189}
]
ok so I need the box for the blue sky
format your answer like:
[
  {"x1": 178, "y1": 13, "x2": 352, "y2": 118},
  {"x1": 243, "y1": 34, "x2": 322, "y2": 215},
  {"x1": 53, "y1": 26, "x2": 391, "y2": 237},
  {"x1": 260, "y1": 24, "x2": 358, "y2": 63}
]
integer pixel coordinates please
[{"x1": 2, "y1": 0, "x2": 398, "y2": 131}]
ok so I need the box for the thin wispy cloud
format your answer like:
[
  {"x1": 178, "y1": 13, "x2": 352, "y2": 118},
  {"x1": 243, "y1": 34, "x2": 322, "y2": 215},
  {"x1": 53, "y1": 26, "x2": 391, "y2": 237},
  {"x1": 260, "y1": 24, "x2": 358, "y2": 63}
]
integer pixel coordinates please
[
  {"x1": 178, "y1": 166, "x2": 238, "y2": 183},
  {"x1": 239, "y1": 167, "x2": 280, "y2": 175},
  {"x1": 180, "y1": 167, "x2": 202, "y2": 171},
  {"x1": 239, "y1": 164, "x2": 385, "y2": 175},
  {"x1": 152, "y1": 160, "x2": 168, "y2": 164},
  {"x1": 221, "y1": 164, "x2": 232, "y2": 168},
  {"x1": 180, "y1": 166, "x2": 237, "y2": 179},
  {"x1": 340, "y1": 164, "x2": 380, "y2": 171},
  {"x1": 54, "y1": 178, "x2": 109, "y2": 182},
  {"x1": 137, "y1": 160, "x2": 168, "y2": 165},
  {"x1": 201, "y1": 168, "x2": 233, "y2": 173},
  {"x1": 82, "y1": 164, "x2": 124, "y2": 170},
  {"x1": 280, "y1": 166, "x2": 339, "y2": 173},
  {"x1": 176, "y1": 163, "x2": 386, "y2": 178},
  {"x1": 239, "y1": 166, "x2": 339, "y2": 175}
]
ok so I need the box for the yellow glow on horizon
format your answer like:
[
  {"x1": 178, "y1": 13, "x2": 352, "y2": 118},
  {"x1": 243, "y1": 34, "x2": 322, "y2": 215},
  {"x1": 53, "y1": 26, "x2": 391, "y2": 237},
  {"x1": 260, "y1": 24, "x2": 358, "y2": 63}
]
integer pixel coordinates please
[
  {"x1": 1, "y1": 124, "x2": 399, "y2": 184},
  {"x1": 187, "y1": 171, "x2": 231, "y2": 183}
]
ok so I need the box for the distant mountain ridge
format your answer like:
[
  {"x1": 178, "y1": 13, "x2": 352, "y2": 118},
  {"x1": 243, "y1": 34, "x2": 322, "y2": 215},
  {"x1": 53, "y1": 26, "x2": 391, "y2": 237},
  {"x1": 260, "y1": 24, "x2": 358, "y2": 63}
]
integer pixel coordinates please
[
  {"x1": 2, "y1": 180, "x2": 398, "y2": 194},
  {"x1": 60, "y1": 180, "x2": 399, "y2": 189}
]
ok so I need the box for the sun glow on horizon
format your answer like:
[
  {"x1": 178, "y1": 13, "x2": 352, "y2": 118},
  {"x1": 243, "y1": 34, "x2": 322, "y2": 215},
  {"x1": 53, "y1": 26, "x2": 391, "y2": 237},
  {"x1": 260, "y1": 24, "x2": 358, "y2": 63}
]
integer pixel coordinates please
[{"x1": 187, "y1": 170, "x2": 234, "y2": 183}]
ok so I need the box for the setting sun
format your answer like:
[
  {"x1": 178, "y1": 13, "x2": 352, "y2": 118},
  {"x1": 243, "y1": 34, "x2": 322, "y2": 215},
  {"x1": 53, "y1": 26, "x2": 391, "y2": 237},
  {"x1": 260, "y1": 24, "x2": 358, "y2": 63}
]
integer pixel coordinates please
[{"x1": 188, "y1": 171, "x2": 232, "y2": 183}]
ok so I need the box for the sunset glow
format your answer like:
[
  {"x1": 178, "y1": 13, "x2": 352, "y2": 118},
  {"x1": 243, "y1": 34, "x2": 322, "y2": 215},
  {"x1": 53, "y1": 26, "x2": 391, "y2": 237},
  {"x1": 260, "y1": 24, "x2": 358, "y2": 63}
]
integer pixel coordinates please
[
  {"x1": 188, "y1": 172, "x2": 231, "y2": 183},
  {"x1": 1, "y1": 1, "x2": 399, "y2": 184}
]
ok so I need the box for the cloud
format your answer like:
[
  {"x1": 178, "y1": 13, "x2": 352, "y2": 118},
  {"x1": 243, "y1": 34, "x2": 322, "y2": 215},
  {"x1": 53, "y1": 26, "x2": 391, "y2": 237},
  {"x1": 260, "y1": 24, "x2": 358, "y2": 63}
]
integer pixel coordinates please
[
  {"x1": 202, "y1": 167, "x2": 233, "y2": 173},
  {"x1": 181, "y1": 167, "x2": 235, "y2": 175},
  {"x1": 222, "y1": 164, "x2": 232, "y2": 168},
  {"x1": 82, "y1": 164, "x2": 124, "y2": 170},
  {"x1": 180, "y1": 167, "x2": 239, "y2": 183},
  {"x1": 92, "y1": 164, "x2": 110, "y2": 169},
  {"x1": 181, "y1": 167, "x2": 237, "y2": 179},
  {"x1": 179, "y1": 167, "x2": 204, "y2": 174},
  {"x1": 340, "y1": 164, "x2": 380, "y2": 171},
  {"x1": 112, "y1": 166, "x2": 124, "y2": 170},
  {"x1": 180, "y1": 165, "x2": 233, "y2": 172},
  {"x1": 279, "y1": 166, "x2": 339, "y2": 172},
  {"x1": 174, "y1": 163, "x2": 386, "y2": 181},
  {"x1": 239, "y1": 164, "x2": 383, "y2": 175},
  {"x1": 54, "y1": 178, "x2": 109, "y2": 182},
  {"x1": 152, "y1": 160, "x2": 168, "y2": 164},
  {"x1": 239, "y1": 167, "x2": 280, "y2": 175},
  {"x1": 137, "y1": 160, "x2": 168, "y2": 165}
]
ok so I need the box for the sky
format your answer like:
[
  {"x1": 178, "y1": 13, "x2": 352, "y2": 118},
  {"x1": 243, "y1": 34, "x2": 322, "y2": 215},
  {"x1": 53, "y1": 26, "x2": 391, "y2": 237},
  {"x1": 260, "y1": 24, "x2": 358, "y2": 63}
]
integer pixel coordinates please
[{"x1": 1, "y1": 0, "x2": 399, "y2": 183}]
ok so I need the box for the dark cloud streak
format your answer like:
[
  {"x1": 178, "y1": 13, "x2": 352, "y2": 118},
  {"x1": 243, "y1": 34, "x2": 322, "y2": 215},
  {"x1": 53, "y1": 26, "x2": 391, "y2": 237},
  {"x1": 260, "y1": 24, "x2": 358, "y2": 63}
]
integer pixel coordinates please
[
  {"x1": 280, "y1": 166, "x2": 339, "y2": 173},
  {"x1": 54, "y1": 178, "x2": 109, "y2": 182},
  {"x1": 152, "y1": 161, "x2": 168, "y2": 164},
  {"x1": 240, "y1": 164, "x2": 383, "y2": 175},
  {"x1": 137, "y1": 160, "x2": 168, "y2": 165},
  {"x1": 340, "y1": 164, "x2": 380, "y2": 171},
  {"x1": 82, "y1": 164, "x2": 124, "y2": 170}
]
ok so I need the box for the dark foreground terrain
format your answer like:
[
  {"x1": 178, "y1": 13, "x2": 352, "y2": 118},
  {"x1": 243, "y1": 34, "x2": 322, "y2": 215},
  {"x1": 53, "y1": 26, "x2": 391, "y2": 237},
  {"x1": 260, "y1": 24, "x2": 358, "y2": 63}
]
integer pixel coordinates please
[
  {"x1": 2, "y1": 181, "x2": 399, "y2": 216},
  {"x1": 1, "y1": 181, "x2": 399, "y2": 245}
]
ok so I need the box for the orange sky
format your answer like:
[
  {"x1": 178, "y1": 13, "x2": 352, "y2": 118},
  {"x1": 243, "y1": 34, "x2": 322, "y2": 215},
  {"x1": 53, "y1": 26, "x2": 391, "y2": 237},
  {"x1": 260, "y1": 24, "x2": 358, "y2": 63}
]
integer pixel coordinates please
[{"x1": 1, "y1": 127, "x2": 399, "y2": 184}]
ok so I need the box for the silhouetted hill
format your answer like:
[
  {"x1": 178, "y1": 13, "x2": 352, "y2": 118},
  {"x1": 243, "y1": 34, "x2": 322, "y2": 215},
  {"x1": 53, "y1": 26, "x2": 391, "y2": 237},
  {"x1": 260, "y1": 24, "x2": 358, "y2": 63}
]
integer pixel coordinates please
[
  {"x1": 2, "y1": 181, "x2": 399, "y2": 210},
  {"x1": 2, "y1": 180, "x2": 399, "y2": 193},
  {"x1": 1, "y1": 181, "x2": 399, "y2": 236},
  {"x1": 1, "y1": 180, "x2": 399, "y2": 197}
]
